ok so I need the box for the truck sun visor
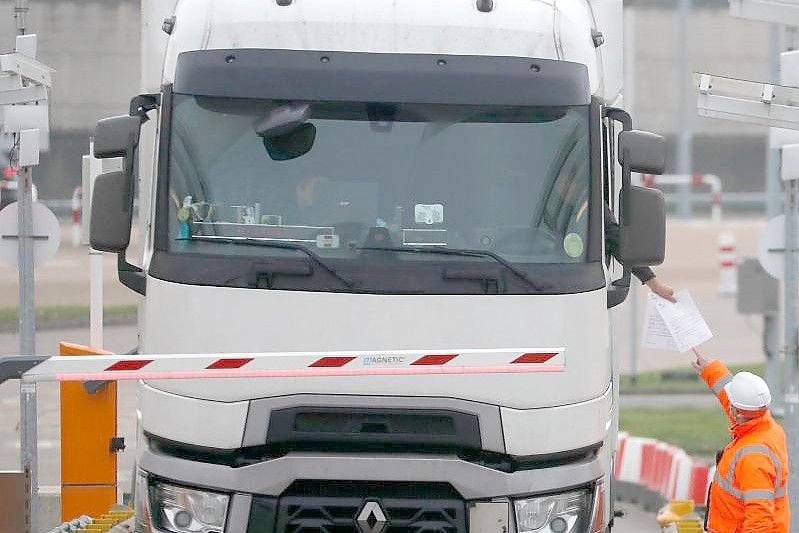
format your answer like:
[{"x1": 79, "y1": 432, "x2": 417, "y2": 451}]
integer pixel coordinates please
[{"x1": 173, "y1": 49, "x2": 591, "y2": 107}]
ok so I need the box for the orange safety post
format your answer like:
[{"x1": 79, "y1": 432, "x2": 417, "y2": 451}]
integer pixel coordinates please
[{"x1": 59, "y1": 342, "x2": 118, "y2": 521}]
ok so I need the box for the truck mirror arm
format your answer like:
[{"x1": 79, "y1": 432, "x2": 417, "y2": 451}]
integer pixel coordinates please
[
  {"x1": 110, "y1": 93, "x2": 158, "y2": 297},
  {"x1": 603, "y1": 107, "x2": 633, "y2": 308},
  {"x1": 118, "y1": 252, "x2": 146, "y2": 295}
]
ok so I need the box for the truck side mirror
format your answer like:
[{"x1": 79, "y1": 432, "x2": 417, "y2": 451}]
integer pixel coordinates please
[
  {"x1": 619, "y1": 185, "x2": 666, "y2": 267},
  {"x1": 89, "y1": 115, "x2": 141, "y2": 252},
  {"x1": 618, "y1": 130, "x2": 666, "y2": 175},
  {"x1": 94, "y1": 115, "x2": 141, "y2": 159},
  {"x1": 89, "y1": 171, "x2": 133, "y2": 252}
]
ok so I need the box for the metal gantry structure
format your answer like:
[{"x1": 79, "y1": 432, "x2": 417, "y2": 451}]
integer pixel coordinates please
[
  {"x1": 697, "y1": 0, "x2": 799, "y2": 523},
  {"x1": 1, "y1": 18, "x2": 54, "y2": 532}
]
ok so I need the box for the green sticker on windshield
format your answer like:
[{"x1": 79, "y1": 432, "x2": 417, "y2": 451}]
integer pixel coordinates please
[{"x1": 563, "y1": 233, "x2": 584, "y2": 258}]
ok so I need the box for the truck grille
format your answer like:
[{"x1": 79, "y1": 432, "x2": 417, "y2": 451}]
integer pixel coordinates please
[{"x1": 249, "y1": 482, "x2": 467, "y2": 533}]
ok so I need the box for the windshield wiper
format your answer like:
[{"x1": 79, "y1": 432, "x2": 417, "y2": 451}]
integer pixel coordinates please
[
  {"x1": 357, "y1": 246, "x2": 550, "y2": 292},
  {"x1": 190, "y1": 235, "x2": 355, "y2": 289}
]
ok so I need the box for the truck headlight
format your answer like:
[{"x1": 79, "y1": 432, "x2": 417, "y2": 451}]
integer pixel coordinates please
[
  {"x1": 512, "y1": 489, "x2": 592, "y2": 533},
  {"x1": 134, "y1": 469, "x2": 153, "y2": 533},
  {"x1": 150, "y1": 479, "x2": 230, "y2": 533}
]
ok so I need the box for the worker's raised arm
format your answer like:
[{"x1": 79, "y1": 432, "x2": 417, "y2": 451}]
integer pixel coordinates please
[{"x1": 693, "y1": 349, "x2": 735, "y2": 424}]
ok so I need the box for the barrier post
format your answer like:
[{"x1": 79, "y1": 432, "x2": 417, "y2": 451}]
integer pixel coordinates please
[
  {"x1": 718, "y1": 232, "x2": 738, "y2": 295},
  {"x1": 71, "y1": 187, "x2": 81, "y2": 248},
  {"x1": 59, "y1": 342, "x2": 118, "y2": 521}
]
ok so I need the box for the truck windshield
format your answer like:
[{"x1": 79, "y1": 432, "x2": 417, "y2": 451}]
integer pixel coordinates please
[{"x1": 155, "y1": 94, "x2": 599, "y2": 294}]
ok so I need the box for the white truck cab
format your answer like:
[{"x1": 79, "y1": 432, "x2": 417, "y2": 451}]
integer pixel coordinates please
[{"x1": 88, "y1": 1, "x2": 667, "y2": 532}]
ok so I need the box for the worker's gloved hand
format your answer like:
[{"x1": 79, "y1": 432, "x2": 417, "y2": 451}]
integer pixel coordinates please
[
  {"x1": 692, "y1": 348, "x2": 709, "y2": 372},
  {"x1": 645, "y1": 277, "x2": 677, "y2": 303}
]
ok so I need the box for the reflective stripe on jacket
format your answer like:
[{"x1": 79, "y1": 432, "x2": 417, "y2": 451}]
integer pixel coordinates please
[{"x1": 702, "y1": 360, "x2": 790, "y2": 533}]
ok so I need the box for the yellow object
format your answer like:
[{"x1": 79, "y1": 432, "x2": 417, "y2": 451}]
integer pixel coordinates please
[
  {"x1": 59, "y1": 342, "x2": 118, "y2": 522},
  {"x1": 657, "y1": 500, "x2": 703, "y2": 532},
  {"x1": 669, "y1": 500, "x2": 695, "y2": 516},
  {"x1": 71, "y1": 507, "x2": 134, "y2": 531}
]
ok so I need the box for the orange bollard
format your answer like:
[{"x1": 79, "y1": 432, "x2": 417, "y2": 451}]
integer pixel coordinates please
[{"x1": 59, "y1": 342, "x2": 118, "y2": 521}]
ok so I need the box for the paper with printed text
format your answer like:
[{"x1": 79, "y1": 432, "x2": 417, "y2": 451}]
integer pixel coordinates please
[{"x1": 642, "y1": 289, "x2": 713, "y2": 352}]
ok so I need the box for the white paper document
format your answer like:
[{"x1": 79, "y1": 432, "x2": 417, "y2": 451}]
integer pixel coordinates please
[
  {"x1": 642, "y1": 289, "x2": 713, "y2": 352},
  {"x1": 642, "y1": 294, "x2": 678, "y2": 350}
]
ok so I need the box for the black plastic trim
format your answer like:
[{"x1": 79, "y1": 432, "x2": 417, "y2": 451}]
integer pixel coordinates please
[
  {"x1": 175, "y1": 49, "x2": 590, "y2": 106},
  {"x1": 118, "y1": 252, "x2": 146, "y2": 296},
  {"x1": 274, "y1": 481, "x2": 467, "y2": 533},
  {"x1": 266, "y1": 407, "x2": 482, "y2": 450},
  {"x1": 603, "y1": 106, "x2": 633, "y2": 309},
  {"x1": 147, "y1": 253, "x2": 605, "y2": 295},
  {"x1": 145, "y1": 432, "x2": 600, "y2": 474}
]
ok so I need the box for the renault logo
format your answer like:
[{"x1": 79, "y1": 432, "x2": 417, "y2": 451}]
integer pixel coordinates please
[{"x1": 356, "y1": 501, "x2": 388, "y2": 533}]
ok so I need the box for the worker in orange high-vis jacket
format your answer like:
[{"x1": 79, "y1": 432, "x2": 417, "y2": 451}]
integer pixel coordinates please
[{"x1": 693, "y1": 348, "x2": 790, "y2": 533}]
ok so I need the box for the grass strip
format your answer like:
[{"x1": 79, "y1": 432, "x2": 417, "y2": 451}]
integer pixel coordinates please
[
  {"x1": 620, "y1": 407, "x2": 731, "y2": 458},
  {"x1": 0, "y1": 304, "x2": 137, "y2": 327},
  {"x1": 621, "y1": 363, "x2": 766, "y2": 394}
]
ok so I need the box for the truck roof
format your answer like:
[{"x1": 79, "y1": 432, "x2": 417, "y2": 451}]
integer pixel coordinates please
[{"x1": 146, "y1": 0, "x2": 621, "y2": 101}]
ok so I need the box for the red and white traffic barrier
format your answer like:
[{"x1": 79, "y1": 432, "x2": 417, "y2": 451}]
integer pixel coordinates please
[
  {"x1": 614, "y1": 432, "x2": 711, "y2": 506},
  {"x1": 0, "y1": 348, "x2": 565, "y2": 384},
  {"x1": 638, "y1": 173, "x2": 723, "y2": 223},
  {"x1": 71, "y1": 186, "x2": 82, "y2": 247},
  {"x1": 616, "y1": 433, "x2": 656, "y2": 483},
  {"x1": 718, "y1": 232, "x2": 737, "y2": 295},
  {"x1": 669, "y1": 450, "x2": 694, "y2": 500}
]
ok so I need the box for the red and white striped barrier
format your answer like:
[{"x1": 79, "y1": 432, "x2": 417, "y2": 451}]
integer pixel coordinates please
[
  {"x1": 71, "y1": 186, "x2": 82, "y2": 247},
  {"x1": 718, "y1": 232, "x2": 737, "y2": 295},
  {"x1": 615, "y1": 432, "x2": 711, "y2": 506},
  {"x1": 0, "y1": 348, "x2": 565, "y2": 384},
  {"x1": 638, "y1": 173, "x2": 723, "y2": 222},
  {"x1": 668, "y1": 449, "x2": 694, "y2": 500}
]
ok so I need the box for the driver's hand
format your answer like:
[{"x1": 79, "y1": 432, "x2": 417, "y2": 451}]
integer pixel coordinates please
[{"x1": 645, "y1": 277, "x2": 677, "y2": 303}]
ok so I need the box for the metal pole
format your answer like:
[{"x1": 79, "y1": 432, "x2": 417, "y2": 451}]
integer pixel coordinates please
[
  {"x1": 14, "y1": 6, "x2": 37, "y2": 528},
  {"x1": 782, "y1": 176, "x2": 799, "y2": 533},
  {"x1": 90, "y1": 249, "x2": 103, "y2": 348},
  {"x1": 765, "y1": 314, "x2": 783, "y2": 414},
  {"x1": 768, "y1": 25, "x2": 783, "y2": 219},
  {"x1": 17, "y1": 163, "x2": 38, "y2": 533},
  {"x1": 624, "y1": 0, "x2": 639, "y2": 384},
  {"x1": 87, "y1": 139, "x2": 104, "y2": 349},
  {"x1": 14, "y1": 0, "x2": 28, "y2": 35},
  {"x1": 676, "y1": 0, "x2": 693, "y2": 218},
  {"x1": 629, "y1": 282, "x2": 639, "y2": 383},
  {"x1": 766, "y1": 24, "x2": 784, "y2": 415}
]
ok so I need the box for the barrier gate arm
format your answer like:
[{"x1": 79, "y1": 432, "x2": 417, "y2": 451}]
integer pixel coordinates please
[{"x1": 0, "y1": 348, "x2": 565, "y2": 385}]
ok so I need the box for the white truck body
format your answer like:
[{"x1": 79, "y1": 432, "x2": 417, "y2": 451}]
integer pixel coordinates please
[{"x1": 92, "y1": 1, "x2": 664, "y2": 532}]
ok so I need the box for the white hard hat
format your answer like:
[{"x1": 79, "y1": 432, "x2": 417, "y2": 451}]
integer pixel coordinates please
[{"x1": 724, "y1": 372, "x2": 772, "y2": 411}]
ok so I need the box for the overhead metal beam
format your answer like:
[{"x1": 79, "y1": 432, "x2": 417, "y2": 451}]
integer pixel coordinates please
[
  {"x1": 0, "y1": 85, "x2": 46, "y2": 106},
  {"x1": 729, "y1": 0, "x2": 799, "y2": 25},
  {"x1": 696, "y1": 73, "x2": 799, "y2": 131},
  {"x1": 0, "y1": 52, "x2": 53, "y2": 87}
]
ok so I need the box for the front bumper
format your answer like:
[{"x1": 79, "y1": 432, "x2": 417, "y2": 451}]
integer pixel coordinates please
[{"x1": 138, "y1": 469, "x2": 606, "y2": 533}]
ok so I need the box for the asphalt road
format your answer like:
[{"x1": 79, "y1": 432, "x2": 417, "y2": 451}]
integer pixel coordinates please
[{"x1": 613, "y1": 503, "x2": 661, "y2": 532}]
